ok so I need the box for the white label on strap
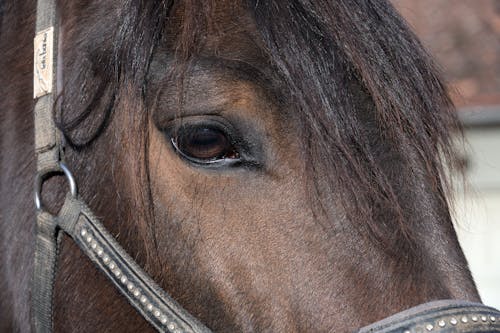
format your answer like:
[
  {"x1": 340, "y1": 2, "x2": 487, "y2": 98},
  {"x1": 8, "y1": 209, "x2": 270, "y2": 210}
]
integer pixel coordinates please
[{"x1": 34, "y1": 27, "x2": 54, "y2": 99}]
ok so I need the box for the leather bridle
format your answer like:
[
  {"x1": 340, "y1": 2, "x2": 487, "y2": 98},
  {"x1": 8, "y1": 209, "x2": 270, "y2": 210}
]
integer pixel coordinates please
[
  {"x1": 32, "y1": 1, "x2": 212, "y2": 332},
  {"x1": 31, "y1": 0, "x2": 500, "y2": 332}
]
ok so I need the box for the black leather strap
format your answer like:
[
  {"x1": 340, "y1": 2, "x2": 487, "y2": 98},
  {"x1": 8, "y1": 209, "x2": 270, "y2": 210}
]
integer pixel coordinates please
[
  {"x1": 56, "y1": 195, "x2": 213, "y2": 333},
  {"x1": 357, "y1": 300, "x2": 500, "y2": 333}
]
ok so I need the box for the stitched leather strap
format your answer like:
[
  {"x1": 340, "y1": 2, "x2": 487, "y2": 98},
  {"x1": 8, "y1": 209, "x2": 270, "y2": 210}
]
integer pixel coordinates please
[
  {"x1": 33, "y1": 0, "x2": 59, "y2": 171},
  {"x1": 32, "y1": 0, "x2": 60, "y2": 331},
  {"x1": 32, "y1": 212, "x2": 59, "y2": 333}
]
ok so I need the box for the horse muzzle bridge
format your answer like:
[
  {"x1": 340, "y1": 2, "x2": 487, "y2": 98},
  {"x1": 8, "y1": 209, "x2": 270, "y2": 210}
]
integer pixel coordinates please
[{"x1": 30, "y1": 0, "x2": 500, "y2": 332}]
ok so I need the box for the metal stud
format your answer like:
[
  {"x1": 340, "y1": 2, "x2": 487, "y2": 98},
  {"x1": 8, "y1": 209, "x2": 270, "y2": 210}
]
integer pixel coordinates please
[
  {"x1": 103, "y1": 255, "x2": 110, "y2": 264},
  {"x1": 471, "y1": 316, "x2": 478, "y2": 322},
  {"x1": 154, "y1": 310, "x2": 161, "y2": 317},
  {"x1": 133, "y1": 289, "x2": 141, "y2": 298},
  {"x1": 109, "y1": 262, "x2": 116, "y2": 270},
  {"x1": 450, "y1": 318, "x2": 458, "y2": 325},
  {"x1": 81, "y1": 229, "x2": 87, "y2": 237},
  {"x1": 491, "y1": 316, "x2": 496, "y2": 322},
  {"x1": 86, "y1": 236, "x2": 92, "y2": 243},
  {"x1": 113, "y1": 269, "x2": 122, "y2": 278},
  {"x1": 461, "y1": 316, "x2": 468, "y2": 323},
  {"x1": 120, "y1": 276, "x2": 127, "y2": 284},
  {"x1": 97, "y1": 248, "x2": 103, "y2": 257},
  {"x1": 146, "y1": 303, "x2": 153, "y2": 311},
  {"x1": 174, "y1": 329, "x2": 183, "y2": 333},
  {"x1": 140, "y1": 295, "x2": 147, "y2": 304},
  {"x1": 127, "y1": 282, "x2": 134, "y2": 291},
  {"x1": 425, "y1": 324, "x2": 433, "y2": 331},
  {"x1": 160, "y1": 316, "x2": 168, "y2": 324},
  {"x1": 91, "y1": 241, "x2": 98, "y2": 250},
  {"x1": 168, "y1": 323, "x2": 177, "y2": 331},
  {"x1": 438, "y1": 320, "x2": 446, "y2": 328},
  {"x1": 481, "y1": 315, "x2": 487, "y2": 322}
]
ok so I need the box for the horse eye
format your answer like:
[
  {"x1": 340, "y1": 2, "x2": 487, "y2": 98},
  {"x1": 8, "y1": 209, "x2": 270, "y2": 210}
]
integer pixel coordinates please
[{"x1": 172, "y1": 126, "x2": 240, "y2": 163}]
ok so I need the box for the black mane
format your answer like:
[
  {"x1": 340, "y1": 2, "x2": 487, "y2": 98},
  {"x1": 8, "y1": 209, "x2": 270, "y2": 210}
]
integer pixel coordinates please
[{"x1": 58, "y1": 0, "x2": 461, "y2": 253}]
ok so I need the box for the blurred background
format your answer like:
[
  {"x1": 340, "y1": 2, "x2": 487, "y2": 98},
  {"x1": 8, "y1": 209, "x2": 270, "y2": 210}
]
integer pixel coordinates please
[{"x1": 393, "y1": 0, "x2": 500, "y2": 309}]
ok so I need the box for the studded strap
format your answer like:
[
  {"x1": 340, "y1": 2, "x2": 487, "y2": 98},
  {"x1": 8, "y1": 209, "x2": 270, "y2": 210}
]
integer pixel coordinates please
[
  {"x1": 56, "y1": 195, "x2": 213, "y2": 333},
  {"x1": 357, "y1": 300, "x2": 500, "y2": 333}
]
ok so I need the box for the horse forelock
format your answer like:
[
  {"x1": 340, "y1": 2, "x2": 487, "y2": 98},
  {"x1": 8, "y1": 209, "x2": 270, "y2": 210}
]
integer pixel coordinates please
[{"x1": 58, "y1": 0, "x2": 461, "y2": 253}]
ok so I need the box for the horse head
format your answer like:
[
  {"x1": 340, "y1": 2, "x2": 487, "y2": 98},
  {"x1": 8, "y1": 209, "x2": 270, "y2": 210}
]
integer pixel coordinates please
[{"x1": 0, "y1": 1, "x2": 490, "y2": 332}]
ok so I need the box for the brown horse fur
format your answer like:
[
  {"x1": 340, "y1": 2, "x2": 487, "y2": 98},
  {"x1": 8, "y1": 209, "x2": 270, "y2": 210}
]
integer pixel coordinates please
[{"x1": 0, "y1": 0, "x2": 480, "y2": 332}]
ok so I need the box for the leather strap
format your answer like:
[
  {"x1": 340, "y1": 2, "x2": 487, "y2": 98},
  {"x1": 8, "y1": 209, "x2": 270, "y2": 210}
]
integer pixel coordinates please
[
  {"x1": 32, "y1": 0, "x2": 61, "y2": 331},
  {"x1": 357, "y1": 300, "x2": 500, "y2": 333},
  {"x1": 32, "y1": 211, "x2": 59, "y2": 332},
  {"x1": 33, "y1": 0, "x2": 59, "y2": 171},
  {"x1": 55, "y1": 195, "x2": 212, "y2": 333}
]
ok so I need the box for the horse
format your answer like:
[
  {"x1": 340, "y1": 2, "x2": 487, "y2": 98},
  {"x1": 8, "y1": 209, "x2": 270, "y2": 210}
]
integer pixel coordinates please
[{"x1": 1, "y1": 0, "x2": 498, "y2": 332}]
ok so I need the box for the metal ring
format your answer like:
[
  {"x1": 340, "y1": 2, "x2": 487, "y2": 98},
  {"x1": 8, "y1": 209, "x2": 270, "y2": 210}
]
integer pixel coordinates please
[{"x1": 34, "y1": 162, "x2": 77, "y2": 211}]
